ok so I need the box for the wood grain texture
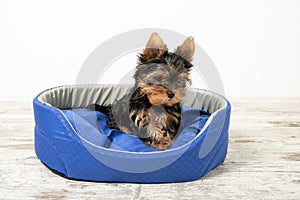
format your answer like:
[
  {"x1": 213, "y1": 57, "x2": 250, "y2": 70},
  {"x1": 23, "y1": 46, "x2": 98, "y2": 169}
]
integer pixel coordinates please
[{"x1": 0, "y1": 97, "x2": 299, "y2": 200}]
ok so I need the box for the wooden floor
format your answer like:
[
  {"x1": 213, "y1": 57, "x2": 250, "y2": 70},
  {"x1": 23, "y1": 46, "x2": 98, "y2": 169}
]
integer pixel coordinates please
[{"x1": 0, "y1": 97, "x2": 299, "y2": 200}]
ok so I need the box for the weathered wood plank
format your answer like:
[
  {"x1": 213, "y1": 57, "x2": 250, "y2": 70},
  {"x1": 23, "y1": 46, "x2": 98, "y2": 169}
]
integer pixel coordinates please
[
  {"x1": 0, "y1": 98, "x2": 33, "y2": 115},
  {"x1": 0, "y1": 97, "x2": 299, "y2": 200}
]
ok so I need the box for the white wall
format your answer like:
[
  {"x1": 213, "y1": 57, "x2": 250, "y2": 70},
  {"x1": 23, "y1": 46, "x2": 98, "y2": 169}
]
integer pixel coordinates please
[{"x1": 0, "y1": 0, "x2": 299, "y2": 97}]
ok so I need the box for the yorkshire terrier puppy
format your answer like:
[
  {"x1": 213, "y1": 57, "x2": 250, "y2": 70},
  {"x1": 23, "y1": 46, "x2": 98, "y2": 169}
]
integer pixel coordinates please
[{"x1": 96, "y1": 32, "x2": 195, "y2": 150}]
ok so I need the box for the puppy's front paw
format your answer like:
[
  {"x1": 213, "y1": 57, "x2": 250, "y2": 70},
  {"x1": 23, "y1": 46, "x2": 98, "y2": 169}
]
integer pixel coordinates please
[{"x1": 145, "y1": 130, "x2": 173, "y2": 150}]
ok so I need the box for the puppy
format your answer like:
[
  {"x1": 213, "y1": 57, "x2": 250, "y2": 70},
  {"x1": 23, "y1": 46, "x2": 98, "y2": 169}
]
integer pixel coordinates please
[{"x1": 96, "y1": 32, "x2": 195, "y2": 150}]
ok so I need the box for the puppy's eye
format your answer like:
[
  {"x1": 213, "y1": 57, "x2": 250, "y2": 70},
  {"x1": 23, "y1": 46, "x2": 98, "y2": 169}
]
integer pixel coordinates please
[{"x1": 146, "y1": 82, "x2": 154, "y2": 86}]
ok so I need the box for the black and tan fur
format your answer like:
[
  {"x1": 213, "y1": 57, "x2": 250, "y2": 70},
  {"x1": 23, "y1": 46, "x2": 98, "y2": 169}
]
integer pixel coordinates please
[{"x1": 95, "y1": 32, "x2": 195, "y2": 150}]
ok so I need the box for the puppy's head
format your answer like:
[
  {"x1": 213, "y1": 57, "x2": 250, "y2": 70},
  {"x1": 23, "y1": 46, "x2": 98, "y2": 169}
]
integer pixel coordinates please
[{"x1": 134, "y1": 32, "x2": 195, "y2": 106}]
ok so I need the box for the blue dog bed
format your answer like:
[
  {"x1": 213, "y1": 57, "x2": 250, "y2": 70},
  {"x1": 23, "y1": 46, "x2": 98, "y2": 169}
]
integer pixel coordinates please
[{"x1": 33, "y1": 84, "x2": 231, "y2": 183}]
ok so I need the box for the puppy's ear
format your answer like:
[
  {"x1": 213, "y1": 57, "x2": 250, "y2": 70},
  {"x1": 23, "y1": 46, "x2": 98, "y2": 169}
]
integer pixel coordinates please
[
  {"x1": 140, "y1": 32, "x2": 167, "y2": 62},
  {"x1": 176, "y1": 36, "x2": 195, "y2": 62}
]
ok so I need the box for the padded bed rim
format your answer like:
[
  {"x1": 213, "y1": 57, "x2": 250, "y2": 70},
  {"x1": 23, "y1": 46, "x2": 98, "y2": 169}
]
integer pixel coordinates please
[{"x1": 36, "y1": 84, "x2": 229, "y2": 153}]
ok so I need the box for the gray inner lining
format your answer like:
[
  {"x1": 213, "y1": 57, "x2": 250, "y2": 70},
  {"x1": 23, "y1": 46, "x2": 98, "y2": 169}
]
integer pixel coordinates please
[{"x1": 38, "y1": 84, "x2": 227, "y2": 115}]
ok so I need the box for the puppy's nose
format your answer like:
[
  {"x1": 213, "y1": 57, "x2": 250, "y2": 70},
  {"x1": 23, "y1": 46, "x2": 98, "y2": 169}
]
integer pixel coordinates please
[{"x1": 167, "y1": 91, "x2": 175, "y2": 98}]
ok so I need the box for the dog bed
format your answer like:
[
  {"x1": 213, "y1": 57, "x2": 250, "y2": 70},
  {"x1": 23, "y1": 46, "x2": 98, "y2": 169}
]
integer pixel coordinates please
[{"x1": 33, "y1": 84, "x2": 231, "y2": 183}]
